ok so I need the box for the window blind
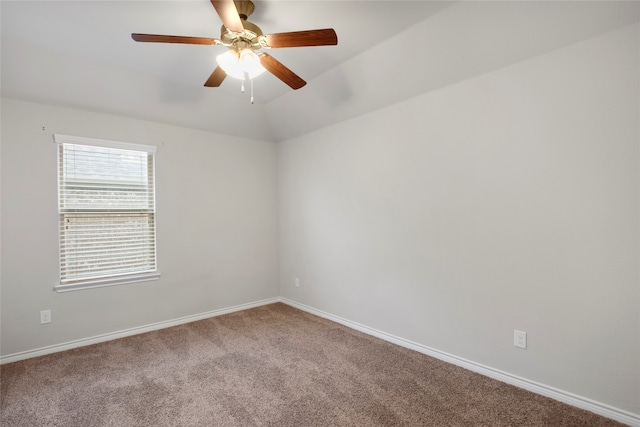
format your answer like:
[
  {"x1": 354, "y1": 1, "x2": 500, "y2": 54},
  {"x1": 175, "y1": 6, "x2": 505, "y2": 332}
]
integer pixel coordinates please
[{"x1": 55, "y1": 134, "x2": 158, "y2": 290}]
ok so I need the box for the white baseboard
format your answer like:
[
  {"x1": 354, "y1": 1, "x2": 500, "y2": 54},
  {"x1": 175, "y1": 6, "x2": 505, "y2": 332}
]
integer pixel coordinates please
[
  {"x1": 280, "y1": 298, "x2": 640, "y2": 427},
  {"x1": 0, "y1": 297, "x2": 280, "y2": 365}
]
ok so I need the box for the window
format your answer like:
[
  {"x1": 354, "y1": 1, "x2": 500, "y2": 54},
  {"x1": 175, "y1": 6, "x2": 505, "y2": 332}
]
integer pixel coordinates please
[{"x1": 55, "y1": 134, "x2": 159, "y2": 291}]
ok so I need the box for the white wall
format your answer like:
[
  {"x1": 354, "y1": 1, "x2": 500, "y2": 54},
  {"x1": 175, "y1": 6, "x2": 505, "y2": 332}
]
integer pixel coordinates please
[
  {"x1": 1, "y1": 98, "x2": 279, "y2": 356},
  {"x1": 278, "y1": 24, "x2": 640, "y2": 416}
]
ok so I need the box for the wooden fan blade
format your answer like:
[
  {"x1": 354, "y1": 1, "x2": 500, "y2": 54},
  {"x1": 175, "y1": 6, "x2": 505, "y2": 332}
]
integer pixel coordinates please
[
  {"x1": 204, "y1": 66, "x2": 227, "y2": 87},
  {"x1": 210, "y1": 0, "x2": 244, "y2": 33},
  {"x1": 259, "y1": 53, "x2": 306, "y2": 90},
  {"x1": 132, "y1": 34, "x2": 220, "y2": 45},
  {"x1": 264, "y1": 29, "x2": 338, "y2": 48}
]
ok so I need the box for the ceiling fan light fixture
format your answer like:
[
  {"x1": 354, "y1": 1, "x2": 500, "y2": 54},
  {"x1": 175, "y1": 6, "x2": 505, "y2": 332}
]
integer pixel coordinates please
[
  {"x1": 239, "y1": 49, "x2": 266, "y2": 79},
  {"x1": 216, "y1": 48, "x2": 266, "y2": 80},
  {"x1": 216, "y1": 50, "x2": 243, "y2": 79}
]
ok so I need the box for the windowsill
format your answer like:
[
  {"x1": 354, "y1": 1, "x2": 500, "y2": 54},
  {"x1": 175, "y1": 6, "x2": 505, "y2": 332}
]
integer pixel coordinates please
[{"x1": 54, "y1": 272, "x2": 161, "y2": 293}]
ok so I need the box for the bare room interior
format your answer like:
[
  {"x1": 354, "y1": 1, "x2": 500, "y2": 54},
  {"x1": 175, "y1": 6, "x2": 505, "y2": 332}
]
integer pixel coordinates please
[{"x1": 1, "y1": 1, "x2": 639, "y2": 425}]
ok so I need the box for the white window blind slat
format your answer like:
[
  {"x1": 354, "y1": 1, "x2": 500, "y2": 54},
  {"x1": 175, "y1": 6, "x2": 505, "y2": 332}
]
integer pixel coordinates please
[
  {"x1": 59, "y1": 246, "x2": 156, "y2": 259},
  {"x1": 56, "y1": 135, "x2": 159, "y2": 290},
  {"x1": 60, "y1": 249, "x2": 155, "y2": 258},
  {"x1": 61, "y1": 261, "x2": 156, "y2": 276},
  {"x1": 59, "y1": 230, "x2": 156, "y2": 242}
]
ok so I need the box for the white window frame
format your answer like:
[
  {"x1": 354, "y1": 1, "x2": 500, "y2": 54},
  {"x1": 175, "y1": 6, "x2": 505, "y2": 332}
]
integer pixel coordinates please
[{"x1": 54, "y1": 134, "x2": 160, "y2": 292}]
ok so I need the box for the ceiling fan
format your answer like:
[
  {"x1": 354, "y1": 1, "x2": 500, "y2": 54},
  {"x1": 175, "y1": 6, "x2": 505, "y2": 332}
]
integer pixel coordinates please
[{"x1": 132, "y1": 0, "x2": 338, "y2": 93}]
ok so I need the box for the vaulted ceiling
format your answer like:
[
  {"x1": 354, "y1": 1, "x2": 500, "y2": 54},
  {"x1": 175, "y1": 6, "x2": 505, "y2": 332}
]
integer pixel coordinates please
[{"x1": 2, "y1": 1, "x2": 639, "y2": 142}]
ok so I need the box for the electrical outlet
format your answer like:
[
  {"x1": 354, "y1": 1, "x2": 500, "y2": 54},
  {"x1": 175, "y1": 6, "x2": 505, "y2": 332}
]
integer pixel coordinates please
[
  {"x1": 294, "y1": 277, "x2": 300, "y2": 288},
  {"x1": 514, "y1": 330, "x2": 527, "y2": 349},
  {"x1": 40, "y1": 310, "x2": 52, "y2": 324}
]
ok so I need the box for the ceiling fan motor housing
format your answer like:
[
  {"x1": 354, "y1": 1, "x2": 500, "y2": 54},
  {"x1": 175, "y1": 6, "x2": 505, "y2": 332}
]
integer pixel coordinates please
[
  {"x1": 233, "y1": 0, "x2": 255, "y2": 20},
  {"x1": 220, "y1": 0, "x2": 263, "y2": 47}
]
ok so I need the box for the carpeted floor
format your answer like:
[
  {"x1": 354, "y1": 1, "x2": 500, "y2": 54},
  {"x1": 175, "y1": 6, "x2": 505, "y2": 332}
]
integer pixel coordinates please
[{"x1": 0, "y1": 303, "x2": 625, "y2": 426}]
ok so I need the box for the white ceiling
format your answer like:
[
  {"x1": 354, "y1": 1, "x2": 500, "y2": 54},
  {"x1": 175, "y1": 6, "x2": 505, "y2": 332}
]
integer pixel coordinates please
[{"x1": 2, "y1": 1, "x2": 639, "y2": 142}]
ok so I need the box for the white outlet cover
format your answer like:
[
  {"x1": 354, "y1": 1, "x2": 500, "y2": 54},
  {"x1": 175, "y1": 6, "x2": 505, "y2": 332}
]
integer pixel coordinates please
[
  {"x1": 40, "y1": 310, "x2": 52, "y2": 324},
  {"x1": 514, "y1": 330, "x2": 527, "y2": 349}
]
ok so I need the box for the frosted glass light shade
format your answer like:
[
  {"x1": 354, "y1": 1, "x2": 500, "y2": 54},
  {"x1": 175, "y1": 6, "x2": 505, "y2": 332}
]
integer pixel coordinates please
[
  {"x1": 216, "y1": 49, "x2": 266, "y2": 80},
  {"x1": 239, "y1": 49, "x2": 266, "y2": 79}
]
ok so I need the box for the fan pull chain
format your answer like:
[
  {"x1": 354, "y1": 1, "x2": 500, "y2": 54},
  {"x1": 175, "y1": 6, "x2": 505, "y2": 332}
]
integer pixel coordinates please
[{"x1": 239, "y1": 73, "x2": 255, "y2": 104}]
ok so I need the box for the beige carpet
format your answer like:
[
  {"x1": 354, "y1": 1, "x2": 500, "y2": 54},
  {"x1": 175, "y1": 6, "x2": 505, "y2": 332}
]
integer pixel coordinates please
[{"x1": 0, "y1": 303, "x2": 625, "y2": 426}]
